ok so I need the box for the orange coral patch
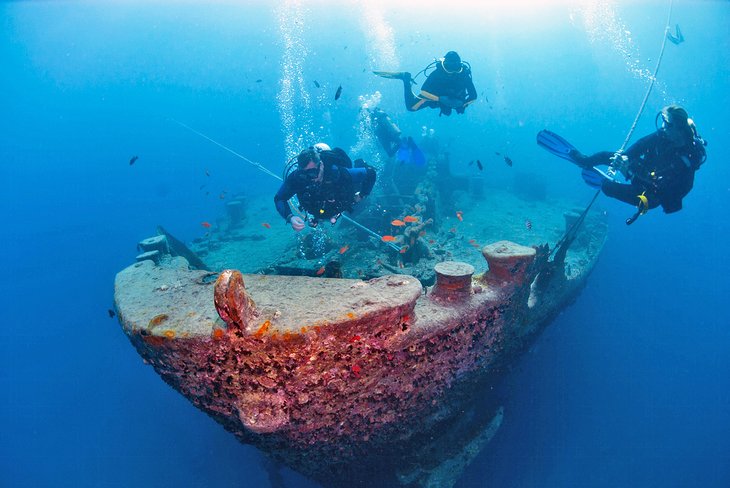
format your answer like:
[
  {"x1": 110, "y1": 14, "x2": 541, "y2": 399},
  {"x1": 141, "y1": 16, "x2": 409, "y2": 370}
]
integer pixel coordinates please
[
  {"x1": 254, "y1": 320, "x2": 271, "y2": 337},
  {"x1": 148, "y1": 314, "x2": 169, "y2": 327}
]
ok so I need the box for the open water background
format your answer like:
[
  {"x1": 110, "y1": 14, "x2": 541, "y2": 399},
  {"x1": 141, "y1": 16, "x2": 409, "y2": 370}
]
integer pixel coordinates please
[{"x1": 2, "y1": 1, "x2": 729, "y2": 486}]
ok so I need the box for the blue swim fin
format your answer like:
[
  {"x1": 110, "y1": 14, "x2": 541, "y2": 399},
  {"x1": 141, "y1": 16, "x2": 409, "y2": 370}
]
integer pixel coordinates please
[
  {"x1": 581, "y1": 165, "x2": 616, "y2": 189},
  {"x1": 581, "y1": 168, "x2": 605, "y2": 189},
  {"x1": 537, "y1": 129, "x2": 580, "y2": 164},
  {"x1": 396, "y1": 138, "x2": 427, "y2": 167},
  {"x1": 396, "y1": 140, "x2": 410, "y2": 164},
  {"x1": 408, "y1": 138, "x2": 426, "y2": 167}
]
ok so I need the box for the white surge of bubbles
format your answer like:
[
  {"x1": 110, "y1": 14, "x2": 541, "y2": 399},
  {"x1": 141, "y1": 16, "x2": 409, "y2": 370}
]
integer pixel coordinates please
[
  {"x1": 350, "y1": 4, "x2": 401, "y2": 171},
  {"x1": 277, "y1": 0, "x2": 316, "y2": 160},
  {"x1": 351, "y1": 91, "x2": 384, "y2": 168},
  {"x1": 360, "y1": 3, "x2": 399, "y2": 71},
  {"x1": 573, "y1": 0, "x2": 669, "y2": 100}
]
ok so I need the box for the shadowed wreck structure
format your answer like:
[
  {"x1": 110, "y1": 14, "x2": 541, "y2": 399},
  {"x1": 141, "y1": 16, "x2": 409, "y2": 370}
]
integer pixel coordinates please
[{"x1": 114, "y1": 211, "x2": 607, "y2": 487}]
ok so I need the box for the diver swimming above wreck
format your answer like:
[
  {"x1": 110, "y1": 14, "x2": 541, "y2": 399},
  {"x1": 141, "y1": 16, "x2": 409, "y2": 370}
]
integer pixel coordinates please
[
  {"x1": 274, "y1": 144, "x2": 377, "y2": 231},
  {"x1": 374, "y1": 50, "x2": 478, "y2": 117}
]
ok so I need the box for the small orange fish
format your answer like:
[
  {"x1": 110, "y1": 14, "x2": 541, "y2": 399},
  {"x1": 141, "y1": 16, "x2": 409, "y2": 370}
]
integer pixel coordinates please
[
  {"x1": 261, "y1": 222, "x2": 271, "y2": 229},
  {"x1": 339, "y1": 244, "x2": 349, "y2": 254},
  {"x1": 201, "y1": 222, "x2": 211, "y2": 228},
  {"x1": 349, "y1": 334, "x2": 361, "y2": 343},
  {"x1": 403, "y1": 215, "x2": 419, "y2": 223},
  {"x1": 391, "y1": 219, "x2": 406, "y2": 227},
  {"x1": 316, "y1": 266, "x2": 326, "y2": 276},
  {"x1": 455, "y1": 211, "x2": 464, "y2": 222},
  {"x1": 381, "y1": 235, "x2": 397, "y2": 242},
  {"x1": 399, "y1": 245, "x2": 409, "y2": 254}
]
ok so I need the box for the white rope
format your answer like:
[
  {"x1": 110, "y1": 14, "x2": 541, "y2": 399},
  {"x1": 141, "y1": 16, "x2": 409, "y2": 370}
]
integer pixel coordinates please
[
  {"x1": 618, "y1": 0, "x2": 675, "y2": 152},
  {"x1": 171, "y1": 119, "x2": 282, "y2": 181},
  {"x1": 171, "y1": 119, "x2": 401, "y2": 251}
]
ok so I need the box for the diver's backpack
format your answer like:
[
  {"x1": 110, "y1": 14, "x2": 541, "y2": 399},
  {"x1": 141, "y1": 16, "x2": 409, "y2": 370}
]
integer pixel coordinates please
[{"x1": 320, "y1": 148, "x2": 352, "y2": 169}]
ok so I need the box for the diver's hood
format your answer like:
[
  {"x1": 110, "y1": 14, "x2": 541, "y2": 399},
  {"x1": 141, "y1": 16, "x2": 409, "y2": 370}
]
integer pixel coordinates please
[{"x1": 442, "y1": 51, "x2": 462, "y2": 73}]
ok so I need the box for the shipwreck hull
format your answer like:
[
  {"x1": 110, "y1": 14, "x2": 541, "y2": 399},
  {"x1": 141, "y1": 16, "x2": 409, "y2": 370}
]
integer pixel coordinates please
[{"x1": 115, "y1": 231, "x2": 604, "y2": 487}]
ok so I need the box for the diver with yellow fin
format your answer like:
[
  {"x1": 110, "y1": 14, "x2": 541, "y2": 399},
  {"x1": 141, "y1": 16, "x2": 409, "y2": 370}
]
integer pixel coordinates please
[
  {"x1": 374, "y1": 51, "x2": 477, "y2": 116},
  {"x1": 537, "y1": 105, "x2": 707, "y2": 224}
]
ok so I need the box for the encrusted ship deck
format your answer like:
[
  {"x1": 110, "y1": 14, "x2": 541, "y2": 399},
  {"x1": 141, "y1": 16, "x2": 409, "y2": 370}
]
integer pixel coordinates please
[{"x1": 115, "y1": 188, "x2": 607, "y2": 487}]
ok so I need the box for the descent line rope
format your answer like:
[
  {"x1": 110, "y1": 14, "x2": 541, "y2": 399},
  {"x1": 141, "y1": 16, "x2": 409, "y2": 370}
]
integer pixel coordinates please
[
  {"x1": 618, "y1": 0, "x2": 674, "y2": 152},
  {"x1": 550, "y1": 0, "x2": 675, "y2": 257},
  {"x1": 171, "y1": 119, "x2": 401, "y2": 251}
]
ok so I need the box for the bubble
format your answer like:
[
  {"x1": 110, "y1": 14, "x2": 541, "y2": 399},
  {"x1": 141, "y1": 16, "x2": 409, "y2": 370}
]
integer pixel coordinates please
[{"x1": 573, "y1": 1, "x2": 669, "y2": 101}]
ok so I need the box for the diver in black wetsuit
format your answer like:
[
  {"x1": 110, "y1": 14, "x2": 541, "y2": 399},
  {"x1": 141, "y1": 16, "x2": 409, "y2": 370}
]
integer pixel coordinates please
[
  {"x1": 374, "y1": 51, "x2": 477, "y2": 116},
  {"x1": 368, "y1": 107, "x2": 425, "y2": 164},
  {"x1": 369, "y1": 108, "x2": 402, "y2": 157},
  {"x1": 274, "y1": 144, "x2": 377, "y2": 231},
  {"x1": 572, "y1": 105, "x2": 707, "y2": 216}
]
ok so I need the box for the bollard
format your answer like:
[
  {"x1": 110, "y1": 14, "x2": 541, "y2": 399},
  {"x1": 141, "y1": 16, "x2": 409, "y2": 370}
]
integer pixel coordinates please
[
  {"x1": 480, "y1": 241, "x2": 536, "y2": 286},
  {"x1": 432, "y1": 261, "x2": 474, "y2": 300}
]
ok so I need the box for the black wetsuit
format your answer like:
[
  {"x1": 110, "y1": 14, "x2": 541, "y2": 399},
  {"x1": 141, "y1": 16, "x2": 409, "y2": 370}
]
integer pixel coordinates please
[
  {"x1": 580, "y1": 131, "x2": 706, "y2": 213},
  {"x1": 402, "y1": 63, "x2": 477, "y2": 116},
  {"x1": 371, "y1": 108, "x2": 401, "y2": 156},
  {"x1": 274, "y1": 148, "x2": 377, "y2": 222}
]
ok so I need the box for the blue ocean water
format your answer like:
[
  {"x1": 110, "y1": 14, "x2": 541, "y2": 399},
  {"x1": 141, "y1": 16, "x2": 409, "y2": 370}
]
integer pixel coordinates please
[{"x1": 1, "y1": 2, "x2": 728, "y2": 487}]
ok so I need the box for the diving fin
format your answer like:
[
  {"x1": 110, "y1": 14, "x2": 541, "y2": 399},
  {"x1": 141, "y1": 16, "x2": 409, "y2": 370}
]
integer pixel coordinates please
[
  {"x1": 373, "y1": 71, "x2": 411, "y2": 81},
  {"x1": 581, "y1": 165, "x2": 616, "y2": 189},
  {"x1": 537, "y1": 129, "x2": 582, "y2": 164},
  {"x1": 581, "y1": 168, "x2": 605, "y2": 189},
  {"x1": 396, "y1": 137, "x2": 427, "y2": 167},
  {"x1": 410, "y1": 141, "x2": 426, "y2": 167},
  {"x1": 667, "y1": 24, "x2": 684, "y2": 45}
]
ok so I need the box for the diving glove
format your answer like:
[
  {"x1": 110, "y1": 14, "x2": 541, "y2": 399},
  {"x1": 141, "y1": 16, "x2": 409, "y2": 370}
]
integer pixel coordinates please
[{"x1": 610, "y1": 152, "x2": 629, "y2": 176}]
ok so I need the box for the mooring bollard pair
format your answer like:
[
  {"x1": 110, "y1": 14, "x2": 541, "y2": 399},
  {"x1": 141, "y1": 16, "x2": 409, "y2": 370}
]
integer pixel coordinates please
[{"x1": 431, "y1": 240, "x2": 537, "y2": 300}]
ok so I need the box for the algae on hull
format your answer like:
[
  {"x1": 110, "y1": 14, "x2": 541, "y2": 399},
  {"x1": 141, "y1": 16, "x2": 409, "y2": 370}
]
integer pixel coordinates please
[{"x1": 115, "y1": 212, "x2": 607, "y2": 487}]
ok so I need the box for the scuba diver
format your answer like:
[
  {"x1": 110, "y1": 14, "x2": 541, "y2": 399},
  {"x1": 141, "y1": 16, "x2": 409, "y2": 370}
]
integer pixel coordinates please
[
  {"x1": 370, "y1": 107, "x2": 402, "y2": 157},
  {"x1": 374, "y1": 51, "x2": 477, "y2": 116},
  {"x1": 537, "y1": 105, "x2": 707, "y2": 223},
  {"x1": 369, "y1": 107, "x2": 426, "y2": 167},
  {"x1": 274, "y1": 143, "x2": 377, "y2": 231}
]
